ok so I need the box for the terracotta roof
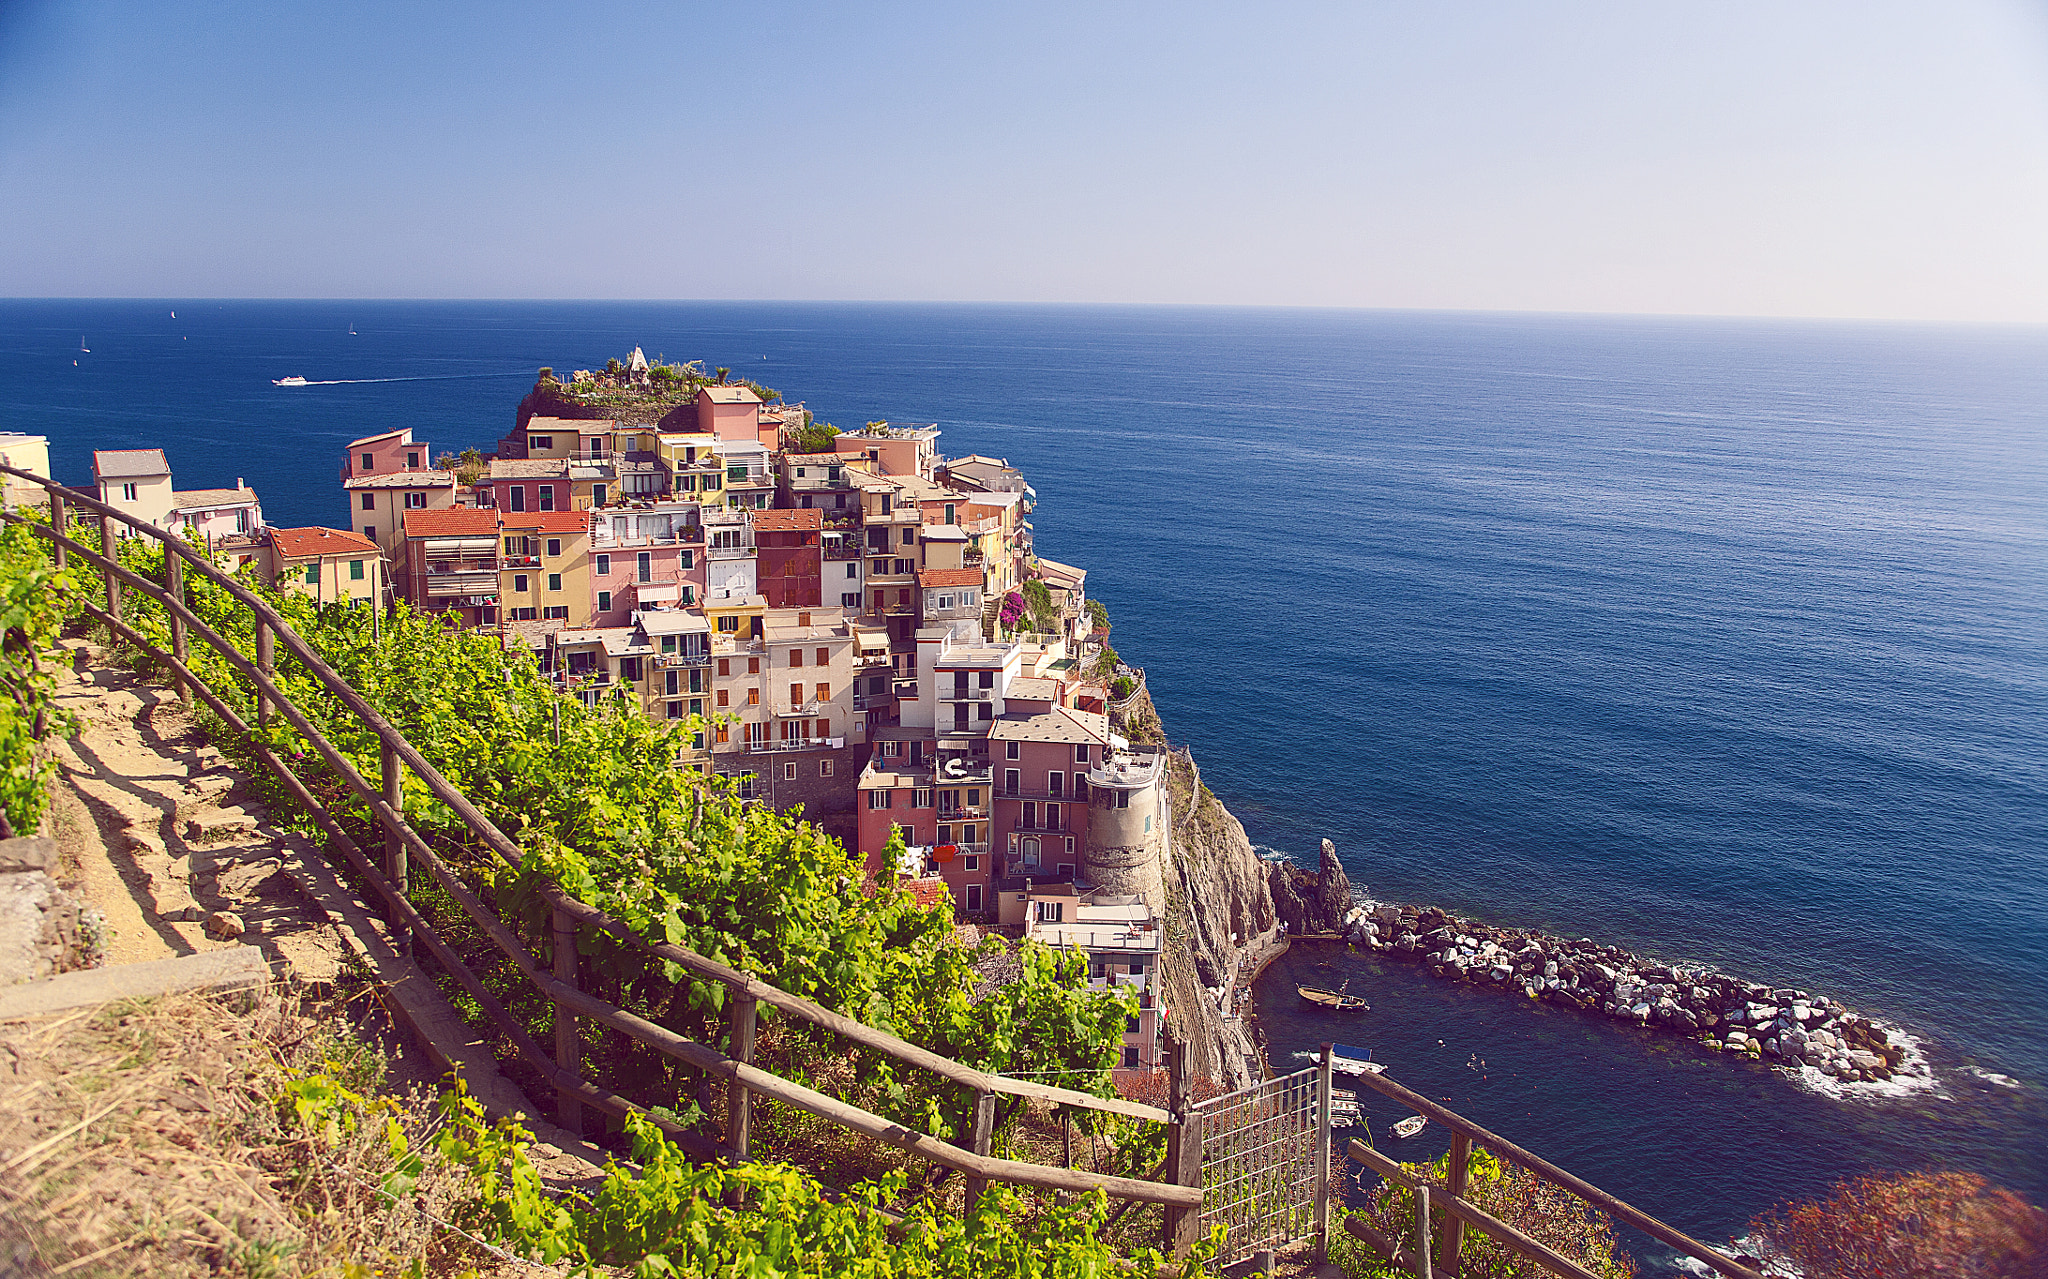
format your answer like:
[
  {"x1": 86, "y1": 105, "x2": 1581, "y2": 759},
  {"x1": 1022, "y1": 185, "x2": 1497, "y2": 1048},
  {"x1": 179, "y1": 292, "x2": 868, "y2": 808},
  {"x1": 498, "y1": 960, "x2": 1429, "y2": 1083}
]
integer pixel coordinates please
[
  {"x1": 904, "y1": 877, "x2": 951, "y2": 909},
  {"x1": 699, "y1": 385, "x2": 762, "y2": 405},
  {"x1": 402, "y1": 509, "x2": 499, "y2": 539},
  {"x1": 498, "y1": 511, "x2": 591, "y2": 535},
  {"x1": 918, "y1": 568, "x2": 983, "y2": 589},
  {"x1": 750, "y1": 508, "x2": 822, "y2": 533},
  {"x1": 345, "y1": 471, "x2": 455, "y2": 489},
  {"x1": 270, "y1": 526, "x2": 378, "y2": 558},
  {"x1": 346, "y1": 428, "x2": 412, "y2": 448},
  {"x1": 93, "y1": 448, "x2": 170, "y2": 479},
  {"x1": 172, "y1": 487, "x2": 257, "y2": 509}
]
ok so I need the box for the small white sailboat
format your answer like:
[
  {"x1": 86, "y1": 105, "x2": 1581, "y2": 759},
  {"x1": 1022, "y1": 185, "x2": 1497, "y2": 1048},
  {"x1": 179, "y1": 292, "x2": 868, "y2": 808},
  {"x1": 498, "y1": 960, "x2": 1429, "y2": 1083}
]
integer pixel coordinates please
[
  {"x1": 78, "y1": 337, "x2": 89, "y2": 353},
  {"x1": 348, "y1": 323, "x2": 357, "y2": 335},
  {"x1": 1391, "y1": 1115, "x2": 1428, "y2": 1139}
]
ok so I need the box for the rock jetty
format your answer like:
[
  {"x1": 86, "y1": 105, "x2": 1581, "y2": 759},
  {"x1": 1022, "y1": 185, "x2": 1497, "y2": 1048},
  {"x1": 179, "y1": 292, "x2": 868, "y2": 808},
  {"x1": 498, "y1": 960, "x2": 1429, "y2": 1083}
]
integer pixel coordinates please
[{"x1": 1270, "y1": 842, "x2": 1917, "y2": 1088}]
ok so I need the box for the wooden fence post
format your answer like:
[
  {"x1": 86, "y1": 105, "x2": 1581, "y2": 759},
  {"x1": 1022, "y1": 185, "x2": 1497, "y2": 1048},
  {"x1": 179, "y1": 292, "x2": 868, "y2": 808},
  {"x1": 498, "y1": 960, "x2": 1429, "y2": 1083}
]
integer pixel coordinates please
[
  {"x1": 726, "y1": 992, "x2": 757, "y2": 1161},
  {"x1": 1162, "y1": 1041, "x2": 1203, "y2": 1254},
  {"x1": 254, "y1": 620, "x2": 274, "y2": 729},
  {"x1": 1316, "y1": 1043, "x2": 1334, "y2": 1261},
  {"x1": 47, "y1": 491, "x2": 65, "y2": 570},
  {"x1": 1414, "y1": 1183, "x2": 1434, "y2": 1279},
  {"x1": 964, "y1": 1089, "x2": 997, "y2": 1212},
  {"x1": 98, "y1": 515, "x2": 120, "y2": 622},
  {"x1": 164, "y1": 547, "x2": 187, "y2": 700},
  {"x1": 380, "y1": 738, "x2": 408, "y2": 954},
  {"x1": 1442, "y1": 1130, "x2": 1471, "y2": 1275},
  {"x1": 551, "y1": 904, "x2": 581, "y2": 1134}
]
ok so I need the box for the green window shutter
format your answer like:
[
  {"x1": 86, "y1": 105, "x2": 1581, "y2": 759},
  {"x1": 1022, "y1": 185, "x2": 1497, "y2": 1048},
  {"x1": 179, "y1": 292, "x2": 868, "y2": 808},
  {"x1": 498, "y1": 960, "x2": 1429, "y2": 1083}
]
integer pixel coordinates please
[
  {"x1": 304, "y1": 564, "x2": 318, "y2": 585},
  {"x1": 548, "y1": 573, "x2": 562, "y2": 591},
  {"x1": 349, "y1": 559, "x2": 364, "y2": 580}
]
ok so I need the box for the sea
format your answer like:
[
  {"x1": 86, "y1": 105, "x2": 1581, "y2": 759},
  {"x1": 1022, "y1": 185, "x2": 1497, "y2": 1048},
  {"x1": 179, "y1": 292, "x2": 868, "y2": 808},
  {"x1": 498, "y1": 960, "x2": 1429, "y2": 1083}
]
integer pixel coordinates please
[{"x1": 4, "y1": 300, "x2": 2044, "y2": 1265}]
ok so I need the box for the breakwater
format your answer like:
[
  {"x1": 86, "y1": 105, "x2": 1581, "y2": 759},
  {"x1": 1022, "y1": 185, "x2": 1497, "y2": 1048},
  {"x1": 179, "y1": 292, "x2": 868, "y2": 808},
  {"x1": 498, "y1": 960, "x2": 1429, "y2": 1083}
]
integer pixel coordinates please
[{"x1": 1335, "y1": 896, "x2": 1924, "y2": 1090}]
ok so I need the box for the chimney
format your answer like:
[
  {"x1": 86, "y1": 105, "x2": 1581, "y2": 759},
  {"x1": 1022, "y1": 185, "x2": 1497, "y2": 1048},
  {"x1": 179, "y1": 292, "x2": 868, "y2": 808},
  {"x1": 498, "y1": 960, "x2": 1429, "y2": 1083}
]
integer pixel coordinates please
[{"x1": 236, "y1": 477, "x2": 244, "y2": 490}]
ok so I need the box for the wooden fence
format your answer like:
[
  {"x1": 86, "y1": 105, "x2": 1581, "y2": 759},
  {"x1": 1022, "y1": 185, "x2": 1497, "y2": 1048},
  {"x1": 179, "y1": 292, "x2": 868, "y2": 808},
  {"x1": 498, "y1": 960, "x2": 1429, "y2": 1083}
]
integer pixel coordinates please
[
  {"x1": 0, "y1": 468, "x2": 1206, "y2": 1229},
  {"x1": 1340, "y1": 1066, "x2": 1764, "y2": 1279}
]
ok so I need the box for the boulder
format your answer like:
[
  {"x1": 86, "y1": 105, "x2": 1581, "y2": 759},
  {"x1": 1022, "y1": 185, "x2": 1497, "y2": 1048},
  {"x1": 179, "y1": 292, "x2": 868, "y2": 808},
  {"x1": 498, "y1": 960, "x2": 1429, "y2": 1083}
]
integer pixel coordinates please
[{"x1": 204, "y1": 910, "x2": 246, "y2": 940}]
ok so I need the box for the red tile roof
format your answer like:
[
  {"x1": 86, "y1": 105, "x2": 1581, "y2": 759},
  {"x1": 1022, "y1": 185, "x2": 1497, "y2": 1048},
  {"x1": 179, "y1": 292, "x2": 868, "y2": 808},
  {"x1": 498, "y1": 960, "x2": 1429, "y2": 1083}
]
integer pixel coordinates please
[
  {"x1": 918, "y1": 568, "x2": 984, "y2": 588},
  {"x1": 270, "y1": 526, "x2": 378, "y2": 558},
  {"x1": 904, "y1": 877, "x2": 951, "y2": 909},
  {"x1": 751, "y1": 508, "x2": 823, "y2": 533},
  {"x1": 498, "y1": 511, "x2": 592, "y2": 535},
  {"x1": 402, "y1": 509, "x2": 499, "y2": 539}
]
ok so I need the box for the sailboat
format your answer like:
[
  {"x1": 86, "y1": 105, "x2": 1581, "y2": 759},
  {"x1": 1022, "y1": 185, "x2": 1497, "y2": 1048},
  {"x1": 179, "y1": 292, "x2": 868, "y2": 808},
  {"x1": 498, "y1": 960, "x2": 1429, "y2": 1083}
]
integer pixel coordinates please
[
  {"x1": 348, "y1": 323, "x2": 357, "y2": 336},
  {"x1": 78, "y1": 337, "x2": 89, "y2": 353}
]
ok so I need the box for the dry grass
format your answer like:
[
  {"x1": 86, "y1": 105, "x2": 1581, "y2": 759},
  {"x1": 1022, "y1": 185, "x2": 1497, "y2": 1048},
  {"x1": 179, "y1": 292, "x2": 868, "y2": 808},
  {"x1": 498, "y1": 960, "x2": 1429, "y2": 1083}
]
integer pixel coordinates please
[{"x1": 0, "y1": 986, "x2": 525, "y2": 1278}]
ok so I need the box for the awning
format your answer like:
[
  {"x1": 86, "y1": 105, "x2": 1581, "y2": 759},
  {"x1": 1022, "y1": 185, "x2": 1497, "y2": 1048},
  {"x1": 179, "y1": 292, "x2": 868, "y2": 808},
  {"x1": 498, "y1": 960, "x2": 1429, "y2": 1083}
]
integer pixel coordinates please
[{"x1": 635, "y1": 583, "x2": 679, "y2": 603}]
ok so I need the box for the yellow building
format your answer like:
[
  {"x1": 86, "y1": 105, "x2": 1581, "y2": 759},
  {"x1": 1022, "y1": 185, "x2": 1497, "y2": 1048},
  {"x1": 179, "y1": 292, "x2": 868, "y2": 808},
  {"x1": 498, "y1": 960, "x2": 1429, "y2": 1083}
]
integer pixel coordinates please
[
  {"x1": 263, "y1": 527, "x2": 383, "y2": 606},
  {"x1": 497, "y1": 511, "x2": 593, "y2": 629}
]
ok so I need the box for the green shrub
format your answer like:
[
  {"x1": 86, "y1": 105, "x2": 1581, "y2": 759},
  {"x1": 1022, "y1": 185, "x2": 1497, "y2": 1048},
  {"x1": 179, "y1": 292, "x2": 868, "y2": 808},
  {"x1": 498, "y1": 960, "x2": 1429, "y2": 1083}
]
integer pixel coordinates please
[{"x1": 0, "y1": 516, "x2": 81, "y2": 836}]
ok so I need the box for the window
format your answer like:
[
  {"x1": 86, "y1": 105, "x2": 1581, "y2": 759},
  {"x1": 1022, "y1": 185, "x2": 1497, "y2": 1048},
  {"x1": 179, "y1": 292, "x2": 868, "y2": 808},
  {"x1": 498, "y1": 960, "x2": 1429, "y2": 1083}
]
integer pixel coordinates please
[
  {"x1": 715, "y1": 722, "x2": 730, "y2": 744},
  {"x1": 597, "y1": 590, "x2": 611, "y2": 613},
  {"x1": 747, "y1": 687, "x2": 759, "y2": 706},
  {"x1": 1005, "y1": 741, "x2": 1020, "y2": 761},
  {"x1": 661, "y1": 635, "x2": 677, "y2": 654},
  {"x1": 360, "y1": 492, "x2": 375, "y2": 511},
  {"x1": 1005, "y1": 768, "x2": 1020, "y2": 794},
  {"x1": 595, "y1": 554, "x2": 610, "y2": 575},
  {"x1": 304, "y1": 564, "x2": 319, "y2": 585},
  {"x1": 868, "y1": 789, "x2": 892, "y2": 810},
  {"x1": 666, "y1": 700, "x2": 684, "y2": 719},
  {"x1": 542, "y1": 605, "x2": 568, "y2": 620},
  {"x1": 965, "y1": 885, "x2": 983, "y2": 912},
  {"x1": 1074, "y1": 776, "x2": 1088, "y2": 800},
  {"x1": 1021, "y1": 802, "x2": 1036, "y2": 829},
  {"x1": 349, "y1": 559, "x2": 364, "y2": 580},
  {"x1": 680, "y1": 549, "x2": 695, "y2": 570},
  {"x1": 816, "y1": 683, "x2": 829, "y2": 700},
  {"x1": 361, "y1": 452, "x2": 374, "y2": 471},
  {"x1": 508, "y1": 486, "x2": 525, "y2": 512},
  {"x1": 620, "y1": 657, "x2": 641, "y2": 682},
  {"x1": 1048, "y1": 772, "x2": 1063, "y2": 798},
  {"x1": 1064, "y1": 836, "x2": 1075, "y2": 855},
  {"x1": 816, "y1": 647, "x2": 829, "y2": 666},
  {"x1": 902, "y1": 528, "x2": 915, "y2": 543},
  {"x1": 717, "y1": 659, "x2": 730, "y2": 676},
  {"x1": 1036, "y1": 900, "x2": 1063, "y2": 924},
  {"x1": 727, "y1": 463, "x2": 748, "y2": 482},
  {"x1": 841, "y1": 593, "x2": 860, "y2": 608},
  {"x1": 789, "y1": 682, "x2": 803, "y2": 705},
  {"x1": 689, "y1": 668, "x2": 703, "y2": 693},
  {"x1": 664, "y1": 670, "x2": 678, "y2": 696},
  {"x1": 882, "y1": 740, "x2": 901, "y2": 757},
  {"x1": 846, "y1": 563, "x2": 859, "y2": 579},
  {"x1": 716, "y1": 690, "x2": 729, "y2": 707},
  {"x1": 513, "y1": 574, "x2": 528, "y2": 592},
  {"x1": 1116, "y1": 790, "x2": 1131, "y2": 809},
  {"x1": 236, "y1": 509, "x2": 249, "y2": 533},
  {"x1": 690, "y1": 698, "x2": 702, "y2": 715},
  {"x1": 717, "y1": 615, "x2": 738, "y2": 632},
  {"x1": 364, "y1": 526, "x2": 376, "y2": 539},
  {"x1": 592, "y1": 483, "x2": 607, "y2": 506},
  {"x1": 547, "y1": 573, "x2": 561, "y2": 591},
  {"x1": 895, "y1": 558, "x2": 913, "y2": 576},
  {"x1": 1145, "y1": 814, "x2": 1153, "y2": 832},
  {"x1": 980, "y1": 670, "x2": 995, "y2": 689},
  {"x1": 1046, "y1": 803, "x2": 1060, "y2": 830},
  {"x1": 1075, "y1": 744, "x2": 1090, "y2": 764},
  {"x1": 748, "y1": 657, "x2": 760, "y2": 673},
  {"x1": 783, "y1": 762, "x2": 797, "y2": 781},
  {"x1": 913, "y1": 788, "x2": 932, "y2": 808},
  {"x1": 547, "y1": 538, "x2": 561, "y2": 557},
  {"x1": 789, "y1": 649, "x2": 803, "y2": 667},
  {"x1": 504, "y1": 536, "x2": 518, "y2": 555},
  {"x1": 120, "y1": 482, "x2": 138, "y2": 501},
  {"x1": 406, "y1": 451, "x2": 419, "y2": 468},
  {"x1": 637, "y1": 552, "x2": 651, "y2": 582},
  {"x1": 1123, "y1": 1047, "x2": 1140, "y2": 1069},
  {"x1": 937, "y1": 594, "x2": 953, "y2": 611},
  {"x1": 528, "y1": 435, "x2": 552, "y2": 451},
  {"x1": 944, "y1": 504, "x2": 955, "y2": 524},
  {"x1": 538, "y1": 485, "x2": 554, "y2": 512},
  {"x1": 820, "y1": 759, "x2": 834, "y2": 777},
  {"x1": 965, "y1": 855, "x2": 980, "y2": 872},
  {"x1": 937, "y1": 824, "x2": 952, "y2": 845}
]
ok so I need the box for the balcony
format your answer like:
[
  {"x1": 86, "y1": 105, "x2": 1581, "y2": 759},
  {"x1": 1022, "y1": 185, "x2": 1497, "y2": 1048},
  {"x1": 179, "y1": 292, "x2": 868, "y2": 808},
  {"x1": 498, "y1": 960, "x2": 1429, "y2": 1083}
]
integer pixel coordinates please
[
  {"x1": 855, "y1": 652, "x2": 893, "y2": 669},
  {"x1": 937, "y1": 805, "x2": 989, "y2": 822},
  {"x1": 778, "y1": 700, "x2": 827, "y2": 718},
  {"x1": 881, "y1": 602, "x2": 916, "y2": 616},
  {"x1": 425, "y1": 569, "x2": 499, "y2": 597},
  {"x1": 939, "y1": 687, "x2": 993, "y2": 702},
  {"x1": 994, "y1": 785, "x2": 1076, "y2": 803},
  {"x1": 708, "y1": 541, "x2": 756, "y2": 560},
  {"x1": 824, "y1": 542, "x2": 863, "y2": 560},
  {"x1": 751, "y1": 735, "x2": 846, "y2": 754},
  {"x1": 937, "y1": 841, "x2": 990, "y2": 859},
  {"x1": 656, "y1": 652, "x2": 712, "y2": 668},
  {"x1": 503, "y1": 555, "x2": 541, "y2": 568}
]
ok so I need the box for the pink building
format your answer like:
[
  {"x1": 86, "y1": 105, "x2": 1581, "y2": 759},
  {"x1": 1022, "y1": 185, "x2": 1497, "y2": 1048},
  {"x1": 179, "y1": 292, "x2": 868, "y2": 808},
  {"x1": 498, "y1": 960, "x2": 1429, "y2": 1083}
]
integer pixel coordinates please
[
  {"x1": 698, "y1": 385, "x2": 777, "y2": 446},
  {"x1": 989, "y1": 705, "x2": 1110, "y2": 883},
  {"x1": 340, "y1": 428, "x2": 431, "y2": 483}
]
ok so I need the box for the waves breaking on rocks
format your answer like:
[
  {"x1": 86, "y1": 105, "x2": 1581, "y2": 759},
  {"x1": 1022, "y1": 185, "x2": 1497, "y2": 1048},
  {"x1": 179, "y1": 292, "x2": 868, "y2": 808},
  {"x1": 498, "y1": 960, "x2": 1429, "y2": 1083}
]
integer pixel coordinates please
[{"x1": 1333, "y1": 894, "x2": 1931, "y2": 1096}]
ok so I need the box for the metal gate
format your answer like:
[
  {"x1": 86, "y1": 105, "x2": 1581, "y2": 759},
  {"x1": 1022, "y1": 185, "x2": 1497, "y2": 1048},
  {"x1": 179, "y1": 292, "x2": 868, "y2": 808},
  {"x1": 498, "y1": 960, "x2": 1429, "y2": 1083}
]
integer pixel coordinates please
[{"x1": 1194, "y1": 1056, "x2": 1332, "y2": 1266}]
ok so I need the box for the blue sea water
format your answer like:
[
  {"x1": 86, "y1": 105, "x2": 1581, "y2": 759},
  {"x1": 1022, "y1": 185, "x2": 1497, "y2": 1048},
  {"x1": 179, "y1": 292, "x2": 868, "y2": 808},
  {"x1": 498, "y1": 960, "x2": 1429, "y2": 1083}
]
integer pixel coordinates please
[{"x1": 5, "y1": 300, "x2": 2045, "y2": 1255}]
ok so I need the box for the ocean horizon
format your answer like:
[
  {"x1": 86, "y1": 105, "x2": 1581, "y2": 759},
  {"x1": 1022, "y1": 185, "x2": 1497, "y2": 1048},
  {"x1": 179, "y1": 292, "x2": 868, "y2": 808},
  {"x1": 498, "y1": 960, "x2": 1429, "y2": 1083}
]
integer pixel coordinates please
[{"x1": 5, "y1": 297, "x2": 2044, "y2": 1264}]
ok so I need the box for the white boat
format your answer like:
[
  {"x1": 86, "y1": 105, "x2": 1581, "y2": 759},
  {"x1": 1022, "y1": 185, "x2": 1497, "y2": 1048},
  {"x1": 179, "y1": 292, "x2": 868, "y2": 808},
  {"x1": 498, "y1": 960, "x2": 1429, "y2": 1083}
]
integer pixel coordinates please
[
  {"x1": 273, "y1": 375, "x2": 309, "y2": 387},
  {"x1": 79, "y1": 337, "x2": 89, "y2": 353},
  {"x1": 1332, "y1": 1057, "x2": 1387, "y2": 1077},
  {"x1": 1391, "y1": 1115, "x2": 1428, "y2": 1139}
]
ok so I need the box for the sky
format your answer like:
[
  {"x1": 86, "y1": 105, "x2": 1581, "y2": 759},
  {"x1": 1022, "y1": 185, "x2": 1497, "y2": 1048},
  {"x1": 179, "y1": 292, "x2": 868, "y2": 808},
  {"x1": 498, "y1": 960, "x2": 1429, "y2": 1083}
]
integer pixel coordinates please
[{"x1": 1, "y1": 1, "x2": 2046, "y2": 321}]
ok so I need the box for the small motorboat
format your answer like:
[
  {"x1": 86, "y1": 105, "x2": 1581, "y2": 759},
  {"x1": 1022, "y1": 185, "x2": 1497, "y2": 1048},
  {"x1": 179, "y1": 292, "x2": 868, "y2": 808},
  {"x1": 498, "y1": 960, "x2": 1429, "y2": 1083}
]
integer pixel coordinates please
[
  {"x1": 1391, "y1": 1115, "x2": 1428, "y2": 1139},
  {"x1": 1299, "y1": 984, "x2": 1369, "y2": 1012},
  {"x1": 273, "y1": 375, "x2": 309, "y2": 387}
]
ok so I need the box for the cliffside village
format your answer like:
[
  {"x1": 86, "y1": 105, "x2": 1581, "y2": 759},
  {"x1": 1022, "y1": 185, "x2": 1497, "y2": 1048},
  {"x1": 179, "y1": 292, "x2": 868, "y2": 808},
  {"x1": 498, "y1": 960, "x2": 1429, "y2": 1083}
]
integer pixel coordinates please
[{"x1": 15, "y1": 367, "x2": 1174, "y2": 1071}]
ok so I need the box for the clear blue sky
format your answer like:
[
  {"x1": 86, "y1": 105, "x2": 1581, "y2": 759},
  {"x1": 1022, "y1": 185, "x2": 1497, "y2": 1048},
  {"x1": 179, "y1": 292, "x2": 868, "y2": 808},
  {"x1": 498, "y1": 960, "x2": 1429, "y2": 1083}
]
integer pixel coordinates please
[{"x1": 2, "y1": 1, "x2": 2045, "y2": 320}]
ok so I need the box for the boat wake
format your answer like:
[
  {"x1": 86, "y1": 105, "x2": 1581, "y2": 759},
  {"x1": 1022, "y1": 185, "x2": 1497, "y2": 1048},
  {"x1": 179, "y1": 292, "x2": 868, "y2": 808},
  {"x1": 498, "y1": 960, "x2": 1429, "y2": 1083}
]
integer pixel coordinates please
[{"x1": 272, "y1": 372, "x2": 527, "y2": 386}]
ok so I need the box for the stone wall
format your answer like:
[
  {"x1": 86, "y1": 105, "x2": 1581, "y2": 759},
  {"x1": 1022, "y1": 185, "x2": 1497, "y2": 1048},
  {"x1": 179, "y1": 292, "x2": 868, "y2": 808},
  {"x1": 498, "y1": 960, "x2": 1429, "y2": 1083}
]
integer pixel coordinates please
[{"x1": 0, "y1": 836, "x2": 100, "y2": 984}]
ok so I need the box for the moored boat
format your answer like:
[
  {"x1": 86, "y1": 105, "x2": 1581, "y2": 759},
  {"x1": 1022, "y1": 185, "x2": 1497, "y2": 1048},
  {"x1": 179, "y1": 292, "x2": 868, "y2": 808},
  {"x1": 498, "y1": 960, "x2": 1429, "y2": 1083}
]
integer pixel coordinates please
[
  {"x1": 1391, "y1": 1115, "x2": 1428, "y2": 1139},
  {"x1": 1298, "y1": 984, "x2": 1369, "y2": 1012}
]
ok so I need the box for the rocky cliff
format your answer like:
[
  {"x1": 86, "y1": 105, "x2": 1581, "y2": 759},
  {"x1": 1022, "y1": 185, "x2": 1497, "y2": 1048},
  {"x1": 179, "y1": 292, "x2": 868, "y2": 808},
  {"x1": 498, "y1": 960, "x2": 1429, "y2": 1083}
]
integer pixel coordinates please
[
  {"x1": 1113, "y1": 688, "x2": 1277, "y2": 1089},
  {"x1": 1267, "y1": 838, "x2": 1354, "y2": 936}
]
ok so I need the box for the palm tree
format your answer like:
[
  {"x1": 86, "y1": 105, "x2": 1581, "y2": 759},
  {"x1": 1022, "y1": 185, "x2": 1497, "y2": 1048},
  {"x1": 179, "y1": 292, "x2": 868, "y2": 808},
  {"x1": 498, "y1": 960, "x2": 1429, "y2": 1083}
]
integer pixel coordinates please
[{"x1": 714, "y1": 366, "x2": 730, "y2": 384}]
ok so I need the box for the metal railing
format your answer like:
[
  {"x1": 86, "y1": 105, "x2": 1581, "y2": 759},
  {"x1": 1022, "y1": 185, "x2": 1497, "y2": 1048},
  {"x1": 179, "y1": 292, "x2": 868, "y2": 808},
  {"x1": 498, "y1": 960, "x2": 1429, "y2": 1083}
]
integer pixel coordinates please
[
  {"x1": 1341, "y1": 1067, "x2": 1762, "y2": 1279},
  {"x1": 0, "y1": 465, "x2": 1202, "y2": 1221}
]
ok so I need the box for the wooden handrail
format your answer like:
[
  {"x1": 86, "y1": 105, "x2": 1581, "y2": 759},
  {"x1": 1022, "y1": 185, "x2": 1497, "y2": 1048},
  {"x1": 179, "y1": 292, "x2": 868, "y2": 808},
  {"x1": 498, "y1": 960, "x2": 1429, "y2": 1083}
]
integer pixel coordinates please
[
  {"x1": 1341, "y1": 1069, "x2": 1762, "y2": 1279},
  {"x1": 1348, "y1": 1139, "x2": 1601, "y2": 1279},
  {"x1": 0, "y1": 469, "x2": 1182, "y2": 1205}
]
